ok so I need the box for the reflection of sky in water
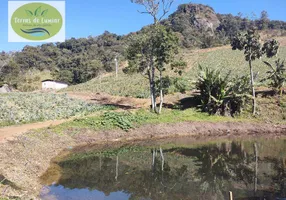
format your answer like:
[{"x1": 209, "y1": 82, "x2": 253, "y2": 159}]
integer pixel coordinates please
[{"x1": 40, "y1": 185, "x2": 130, "y2": 200}]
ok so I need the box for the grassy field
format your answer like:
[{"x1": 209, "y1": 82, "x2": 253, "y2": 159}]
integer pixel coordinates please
[
  {"x1": 0, "y1": 93, "x2": 113, "y2": 127},
  {"x1": 64, "y1": 73, "x2": 150, "y2": 98},
  {"x1": 64, "y1": 46, "x2": 286, "y2": 98}
]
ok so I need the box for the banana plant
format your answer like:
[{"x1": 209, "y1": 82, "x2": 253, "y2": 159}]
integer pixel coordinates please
[
  {"x1": 197, "y1": 66, "x2": 251, "y2": 116},
  {"x1": 262, "y1": 59, "x2": 286, "y2": 95}
]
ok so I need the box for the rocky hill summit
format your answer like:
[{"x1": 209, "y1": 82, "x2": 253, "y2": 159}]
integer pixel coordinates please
[{"x1": 175, "y1": 4, "x2": 220, "y2": 34}]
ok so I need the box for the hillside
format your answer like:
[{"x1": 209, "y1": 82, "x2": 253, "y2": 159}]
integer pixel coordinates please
[
  {"x1": 1, "y1": 3, "x2": 286, "y2": 91},
  {"x1": 65, "y1": 38, "x2": 286, "y2": 98}
]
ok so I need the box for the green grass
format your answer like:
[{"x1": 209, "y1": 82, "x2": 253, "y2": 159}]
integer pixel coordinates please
[
  {"x1": 53, "y1": 108, "x2": 249, "y2": 134},
  {"x1": 63, "y1": 46, "x2": 286, "y2": 98}
]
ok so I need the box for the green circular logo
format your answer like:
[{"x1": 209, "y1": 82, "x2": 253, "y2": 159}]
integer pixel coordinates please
[{"x1": 11, "y1": 3, "x2": 63, "y2": 41}]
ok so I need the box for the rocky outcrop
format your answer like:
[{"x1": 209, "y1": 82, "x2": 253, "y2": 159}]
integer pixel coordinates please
[{"x1": 177, "y1": 3, "x2": 220, "y2": 35}]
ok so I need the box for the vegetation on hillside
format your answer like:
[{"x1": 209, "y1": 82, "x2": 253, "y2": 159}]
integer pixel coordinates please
[
  {"x1": 66, "y1": 46, "x2": 286, "y2": 97},
  {"x1": 0, "y1": 32, "x2": 125, "y2": 90},
  {"x1": 0, "y1": 93, "x2": 113, "y2": 127}
]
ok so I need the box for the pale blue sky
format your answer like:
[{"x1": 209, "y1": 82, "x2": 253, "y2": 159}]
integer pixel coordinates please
[{"x1": 1, "y1": 0, "x2": 285, "y2": 52}]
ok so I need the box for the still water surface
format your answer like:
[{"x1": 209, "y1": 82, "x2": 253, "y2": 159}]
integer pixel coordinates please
[{"x1": 40, "y1": 138, "x2": 286, "y2": 200}]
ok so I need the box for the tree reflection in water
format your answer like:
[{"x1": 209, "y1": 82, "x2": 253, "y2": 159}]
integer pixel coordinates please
[{"x1": 40, "y1": 140, "x2": 286, "y2": 200}]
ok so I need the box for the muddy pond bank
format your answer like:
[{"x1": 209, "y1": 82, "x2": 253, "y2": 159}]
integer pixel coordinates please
[{"x1": 0, "y1": 121, "x2": 286, "y2": 199}]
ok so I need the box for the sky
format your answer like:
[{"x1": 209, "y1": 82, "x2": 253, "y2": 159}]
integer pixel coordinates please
[{"x1": 0, "y1": 0, "x2": 286, "y2": 52}]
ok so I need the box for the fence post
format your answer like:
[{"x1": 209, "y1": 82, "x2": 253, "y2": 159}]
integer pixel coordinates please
[{"x1": 229, "y1": 191, "x2": 233, "y2": 200}]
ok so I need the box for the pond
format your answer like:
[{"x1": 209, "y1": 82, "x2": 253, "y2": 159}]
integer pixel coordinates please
[{"x1": 40, "y1": 138, "x2": 286, "y2": 200}]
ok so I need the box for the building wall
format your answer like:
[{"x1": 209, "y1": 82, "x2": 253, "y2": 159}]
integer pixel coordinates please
[{"x1": 42, "y1": 81, "x2": 68, "y2": 90}]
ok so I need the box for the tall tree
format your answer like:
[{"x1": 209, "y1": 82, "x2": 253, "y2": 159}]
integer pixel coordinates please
[
  {"x1": 231, "y1": 28, "x2": 279, "y2": 115},
  {"x1": 126, "y1": 25, "x2": 180, "y2": 113},
  {"x1": 129, "y1": 0, "x2": 179, "y2": 113}
]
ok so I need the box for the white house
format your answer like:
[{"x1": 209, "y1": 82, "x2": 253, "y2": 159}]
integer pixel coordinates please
[{"x1": 42, "y1": 80, "x2": 68, "y2": 90}]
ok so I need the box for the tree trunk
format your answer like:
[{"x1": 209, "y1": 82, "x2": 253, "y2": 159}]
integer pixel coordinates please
[
  {"x1": 254, "y1": 143, "x2": 258, "y2": 195},
  {"x1": 148, "y1": 70, "x2": 156, "y2": 112},
  {"x1": 160, "y1": 147, "x2": 164, "y2": 171},
  {"x1": 159, "y1": 70, "x2": 164, "y2": 114},
  {"x1": 99, "y1": 152, "x2": 102, "y2": 171},
  {"x1": 115, "y1": 155, "x2": 119, "y2": 181},
  {"x1": 152, "y1": 149, "x2": 156, "y2": 169},
  {"x1": 150, "y1": 59, "x2": 157, "y2": 113},
  {"x1": 249, "y1": 60, "x2": 256, "y2": 115},
  {"x1": 152, "y1": 149, "x2": 156, "y2": 176}
]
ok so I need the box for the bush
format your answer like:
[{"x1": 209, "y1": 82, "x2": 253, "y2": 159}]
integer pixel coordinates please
[
  {"x1": 196, "y1": 66, "x2": 250, "y2": 116},
  {"x1": 262, "y1": 59, "x2": 286, "y2": 95},
  {"x1": 155, "y1": 76, "x2": 189, "y2": 96},
  {"x1": 102, "y1": 111, "x2": 149, "y2": 131},
  {"x1": 74, "y1": 111, "x2": 148, "y2": 131}
]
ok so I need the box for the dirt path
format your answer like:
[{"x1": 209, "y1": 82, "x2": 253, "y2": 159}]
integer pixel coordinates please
[{"x1": 0, "y1": 119, "x2": 70, "y2": 144}]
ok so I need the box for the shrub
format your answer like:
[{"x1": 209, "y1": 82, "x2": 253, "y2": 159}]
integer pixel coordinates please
[
  {"x1": 155, "y1": 76, "x2": 189, "y2": 96},
  {"x1": 101, "y1": 111, "x2": 148, "y2": 131},
  {"x1": 262, "y1": 59, "x2": 286, "y2": 95},
  {"x1": 196, "y1": 66, "x2": 250, "y2": 116}
]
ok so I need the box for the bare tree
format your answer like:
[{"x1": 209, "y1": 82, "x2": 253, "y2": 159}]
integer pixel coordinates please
[{"x1": 131, "y1": 0, "x2": 174, "y2": 24}]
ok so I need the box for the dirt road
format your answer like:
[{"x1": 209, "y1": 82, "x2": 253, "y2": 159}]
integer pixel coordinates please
[{"x1": 0, "y1": 119, "x2": 69, "y2": 143}]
